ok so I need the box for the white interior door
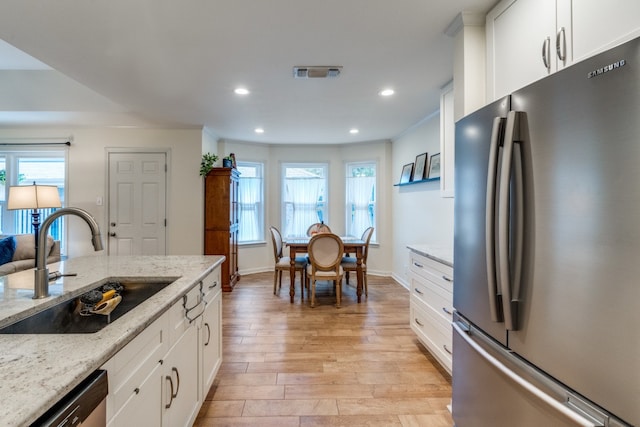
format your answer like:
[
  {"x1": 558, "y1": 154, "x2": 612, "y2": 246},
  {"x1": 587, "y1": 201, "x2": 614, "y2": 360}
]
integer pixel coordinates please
[{"x1": 108, "y1": 152, "x2": 167, "y2": 255}]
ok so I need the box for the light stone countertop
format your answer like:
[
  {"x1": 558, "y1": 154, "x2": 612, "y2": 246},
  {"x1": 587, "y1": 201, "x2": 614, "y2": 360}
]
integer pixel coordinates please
[
  {"x1": 0, "y1": 254, "x2": 224, "y2": 427},
  {"x1": 406, "y1": 244, "x2": 454, "y2": 267}
]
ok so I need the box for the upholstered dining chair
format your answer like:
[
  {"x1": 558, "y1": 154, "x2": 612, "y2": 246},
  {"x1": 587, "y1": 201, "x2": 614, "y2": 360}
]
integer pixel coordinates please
[
  {"x1": 306, "y1": 222, "x2": 331, "y2": 236},
  {"x1": 306, "y1": 233, "x2": 344, "y2": 308},
  {"x1": 341, "y1": 227, "x2": 374, "y2": 297},
  {"x1": 269, "y1": 226, "x2": 307, "y2": 298}
]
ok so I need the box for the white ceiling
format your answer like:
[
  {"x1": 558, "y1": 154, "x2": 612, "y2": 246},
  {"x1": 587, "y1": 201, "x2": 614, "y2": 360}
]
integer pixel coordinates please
[{"x1": 0, "y1": 0, "x2": 496, "y2": 144}]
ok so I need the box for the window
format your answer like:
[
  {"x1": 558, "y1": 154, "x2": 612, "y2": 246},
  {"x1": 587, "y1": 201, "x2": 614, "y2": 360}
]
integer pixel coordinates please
[
  {"x1": 237, "y1": 162, "x2": 264, "y2": 244},
  {"x1": 0, "y1": 149, "x2": 67, "y2": 244},
  {"x1": 282, "y1": 163, "x2": 328, "y2": 238},
  {"x1": 346, "y1": 162, "x2": 376, "y2": 241}
]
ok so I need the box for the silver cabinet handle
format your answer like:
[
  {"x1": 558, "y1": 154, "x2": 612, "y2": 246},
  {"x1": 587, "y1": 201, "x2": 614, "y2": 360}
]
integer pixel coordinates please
[
  {"x1": 556, "y1": 27, "x2": 566, "y2": 61},
  {"x1": 442, "y1": 307, "x2": 453, "y2": 316},
  {"x1": 414, "y1": 318, "x2": 424, "y2": 327},
  {"x1": 541, "y1": 36, "x2": 551, "y2": 70},
  {"x1": 414, "y1": 288, "x2": 424, "y2": 296},
  {"x1": 443, "y1": 344, "x2": 452, "y2": 355},
  {"x1": 165, "y1": 375, "x2": 174, "y2": 409},
  {"x1": 172, "y1": 367, "x2": 180, "y2": 399},
  {"x1": 209, "y1": 280, "x2": 218, "y2": 290},
  {"x1": 204, "y1": 322, "x2": 211, "y2": 346},
  {"x1": 413, "y1": 261, "x2": 423, "y2": 268},
  {"x1": 442, "y1": 275, "x2": 453, "y2": 283}
]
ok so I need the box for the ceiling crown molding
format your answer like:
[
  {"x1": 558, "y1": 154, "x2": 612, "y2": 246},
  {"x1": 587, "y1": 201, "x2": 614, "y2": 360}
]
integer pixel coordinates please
[{"x1": 444, "y1": 11, "x2": 485, "y2": 37}]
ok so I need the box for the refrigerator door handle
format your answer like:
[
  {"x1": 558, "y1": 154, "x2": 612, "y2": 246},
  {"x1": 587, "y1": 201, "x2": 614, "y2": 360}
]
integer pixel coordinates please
[
  {"x1": 497, "y1": 111, "x2": 524, "y2": 331},
  {"x1": 452, "y1": 322, "x2": 603, "y2": 427},
  {"x1": 485, "y1": 117, "x2": 505, "y2": 322}
]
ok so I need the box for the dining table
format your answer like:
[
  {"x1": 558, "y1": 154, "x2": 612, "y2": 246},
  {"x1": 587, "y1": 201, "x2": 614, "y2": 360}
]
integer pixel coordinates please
[{"x1": 285, "y1": 236, "x2": 366, "y2": 304}]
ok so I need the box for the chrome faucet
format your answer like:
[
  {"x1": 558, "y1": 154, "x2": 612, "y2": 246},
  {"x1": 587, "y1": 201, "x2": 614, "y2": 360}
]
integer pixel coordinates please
[{"x1": 34, "y1": 207, "x2": 104, "y2": 299}]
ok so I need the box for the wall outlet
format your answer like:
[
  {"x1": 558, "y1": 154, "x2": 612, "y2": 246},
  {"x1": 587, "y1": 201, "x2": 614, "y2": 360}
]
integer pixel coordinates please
[{"x1": 96, "y1": 196, "x2": 103, "y2": 206}]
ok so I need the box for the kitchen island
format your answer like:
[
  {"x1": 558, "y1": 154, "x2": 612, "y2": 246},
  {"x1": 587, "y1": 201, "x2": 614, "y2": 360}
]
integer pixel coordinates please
[{"x1": 0, "y1": 254, "x2": 224, "y2": 427}]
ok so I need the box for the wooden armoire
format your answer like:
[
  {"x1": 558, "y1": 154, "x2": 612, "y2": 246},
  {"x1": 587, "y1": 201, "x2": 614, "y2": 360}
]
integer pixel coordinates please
[{"x1": 204, "y1": 167, "x2": 240, "y2": 291}]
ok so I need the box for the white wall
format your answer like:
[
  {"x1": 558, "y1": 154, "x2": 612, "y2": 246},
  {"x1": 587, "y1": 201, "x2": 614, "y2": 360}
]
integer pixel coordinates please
[
  {"x1": 219, "y1": 139, "x2": 394, "y2": 277},
  {"x1": 0, "y1": 127, "x2": 205, "y2": 257},
  {"x1": 391, "y1": 113, "x2": 455, "y2": 287},
  {"x1": 0, "y1": 121, "x2": 452, "y2": 284}
]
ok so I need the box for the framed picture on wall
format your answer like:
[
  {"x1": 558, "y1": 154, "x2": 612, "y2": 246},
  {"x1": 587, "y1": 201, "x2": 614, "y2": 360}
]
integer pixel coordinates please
[
  {"x1": 428, "y1": 153, "x2": 441, "y2": 179},
  {"x1": 399, "y1": 163, "x2": 414, "y2": 184},
  {"x1": 412, "y1": 152, "x2": 428, "y2": 181}
]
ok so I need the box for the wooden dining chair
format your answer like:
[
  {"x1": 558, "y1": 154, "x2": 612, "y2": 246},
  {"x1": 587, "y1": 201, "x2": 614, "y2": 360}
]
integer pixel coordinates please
[
  {"x1": 306, "y1": 233, "x2": 344, "y2": 308},
  {"x1": 341, "y1": 227, "x2": 374, "y2": 297},
  {"x1": 269, "y1": 226, "x2": 307, "y2": 298},
  {"x1": 306, "y1": 222, "x2": 331, "y2": 236}
]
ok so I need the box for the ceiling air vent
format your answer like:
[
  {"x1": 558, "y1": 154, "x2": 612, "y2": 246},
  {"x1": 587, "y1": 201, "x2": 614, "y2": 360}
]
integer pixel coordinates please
[{"x1": 293, "y1": 66, "x2": 342, "y2": 79}]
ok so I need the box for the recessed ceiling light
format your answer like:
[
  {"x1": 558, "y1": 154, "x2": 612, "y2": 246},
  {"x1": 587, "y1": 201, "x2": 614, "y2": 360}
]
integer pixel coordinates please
[
  {"x1": 254, "y1": 127, "x2": 264, "y2": 134},
  {"x1": 234, "y1": 87, "x2": 250, "y2": 95},
  {"x1": 349, "y1": 128, "x2": 359, "y2": 134},
  {"x1": 379, "y1": 88, "x2": 395, "y2": 97}
]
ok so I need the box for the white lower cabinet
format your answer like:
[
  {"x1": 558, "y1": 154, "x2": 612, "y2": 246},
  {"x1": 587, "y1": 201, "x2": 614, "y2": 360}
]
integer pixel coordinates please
[
  {"x1": 200, "y1": 269, "x2": 222, "y2": 398},
  {"x1": 408, "y1": 249, "x2": 453, "y2": 374},
  {"x1": 103, "y1": 266, "x2": 223, "y2": 426},
  {"x1": 162, "y1": 324, "x2": 200, "y2": 427},
  {"x1": 109, "y1": 362, "x2": 162, "y2": 426}
]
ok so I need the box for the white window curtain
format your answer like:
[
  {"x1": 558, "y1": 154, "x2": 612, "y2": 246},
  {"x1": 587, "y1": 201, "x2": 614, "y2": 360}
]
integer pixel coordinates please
[
  {"x1": 283, "y1": 177, "x2": 323, "y2": 238},
  {"x1": 346, "y1": 175, "x2": 375, "y2": 238},
  {"x1": 238, "y1": 176, "x2": 261, "y2": 242}
]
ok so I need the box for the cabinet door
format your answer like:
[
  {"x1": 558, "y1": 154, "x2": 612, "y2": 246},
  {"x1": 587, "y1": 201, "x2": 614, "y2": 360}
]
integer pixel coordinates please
[
  {"x1": 569, "y1": 0, "x2": 640, "y2": 63},
  {"x1": 201, "y1": 290, "x2": 222, "y2": 398},
  {"x1": 163, "y1": 325, "x2": 200, "y2": 427},
  {"x1": 109, "y1": 363, "x2": 162, "y2": 427},
  {"x1": 487, "y1": 0, "x2": 556, "y2": 99},
  {"x1": 168, "y1": 283, "x2": 203, "y2": 346}
]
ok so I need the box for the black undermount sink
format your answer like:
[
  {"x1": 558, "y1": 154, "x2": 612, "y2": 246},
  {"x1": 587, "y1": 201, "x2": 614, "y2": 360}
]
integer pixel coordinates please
[{"x1": 0, "y1": 279, "x2": 177, "y2": 334}]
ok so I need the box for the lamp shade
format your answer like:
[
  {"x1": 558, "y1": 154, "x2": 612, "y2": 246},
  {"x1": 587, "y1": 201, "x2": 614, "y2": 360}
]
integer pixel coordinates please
[{"x1": 7, "y1": 185, "x2": 62, "y2": 210}]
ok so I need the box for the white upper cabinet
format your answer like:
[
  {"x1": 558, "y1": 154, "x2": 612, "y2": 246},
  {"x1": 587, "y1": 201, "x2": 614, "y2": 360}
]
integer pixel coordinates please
[
  {"x1": 486, "y1": 0, "x2": 640, "y2": 100},
  {"x1": 487, "y1": 0, "x2": 556, "y2": 100},
  {"x1": 570, "y1": 0, "x2": 640, "y2": 63}
]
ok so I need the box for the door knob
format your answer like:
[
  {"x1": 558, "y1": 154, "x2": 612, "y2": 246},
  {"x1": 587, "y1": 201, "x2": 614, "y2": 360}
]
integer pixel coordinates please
[
  {"x1": 110, "y1": 222, "x2": 116, "y2": 227},
  {"x1": 109, "y1": 232, "x2": 116, "y2": 237}
]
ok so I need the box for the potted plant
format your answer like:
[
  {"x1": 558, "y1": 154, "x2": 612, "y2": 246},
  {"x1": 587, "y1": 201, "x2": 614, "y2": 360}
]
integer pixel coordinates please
[
  {"x1": 222, "y1": 155, "x2": 233, "y2": 168},
  {"x1": 199, "y1": 153, "x2": 218, "y2": 176}
]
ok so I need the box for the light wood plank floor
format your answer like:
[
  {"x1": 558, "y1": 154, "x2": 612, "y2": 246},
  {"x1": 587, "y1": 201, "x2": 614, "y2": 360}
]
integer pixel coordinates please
[{"x1": 194, "y1": 272, "x2": 453, "y2": 427}]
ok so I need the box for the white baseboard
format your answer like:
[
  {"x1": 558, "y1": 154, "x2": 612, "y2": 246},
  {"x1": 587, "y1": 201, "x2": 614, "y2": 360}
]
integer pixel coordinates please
[{"x1": 391, "y1": 272, "x2": 409, "y2": 290}]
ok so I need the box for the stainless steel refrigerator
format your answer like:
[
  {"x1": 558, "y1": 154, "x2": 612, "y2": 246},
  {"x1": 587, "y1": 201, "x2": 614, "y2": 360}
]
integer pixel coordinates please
[{"x1": 452, "y1": 36, "x2": 640, "y2": 427}]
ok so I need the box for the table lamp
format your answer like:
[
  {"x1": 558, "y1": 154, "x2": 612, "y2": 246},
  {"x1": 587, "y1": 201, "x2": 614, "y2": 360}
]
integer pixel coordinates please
[{"x1": 7, "y1": 183, "x2": 62, "y2": 252}]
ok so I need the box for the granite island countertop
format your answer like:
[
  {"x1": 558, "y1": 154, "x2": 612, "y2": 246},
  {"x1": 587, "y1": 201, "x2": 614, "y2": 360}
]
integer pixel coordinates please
[
  {"x1": 406, "y1": 244, "x2": 453, "y2": 267},
  {"x1": 0, "y1": 254, "x2": 224, "y2": 427}
]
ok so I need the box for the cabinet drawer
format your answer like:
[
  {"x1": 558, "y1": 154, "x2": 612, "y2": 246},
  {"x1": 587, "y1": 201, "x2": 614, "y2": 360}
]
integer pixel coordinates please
[
  {"x1": 410, "y1": 301, "x2": 452, "y2": 373},
  {"x1": 409, "y1": 252, "x2": 453, "y2": 292},
  {"x1": 102, "y1": 313, "x2": 168, "y2": 415},
  {"x1": 168, "y1": 283, "x2": 205, "y2": 345},
  {"x1": 410, "y1": 276, "x2": 453, "y2": 326},
  {"x1": 202, "y1": 268, "x2": 221, "y2": 304}
]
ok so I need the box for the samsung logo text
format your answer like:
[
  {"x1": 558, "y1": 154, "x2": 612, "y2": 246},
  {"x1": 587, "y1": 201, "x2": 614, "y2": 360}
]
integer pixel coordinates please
[{"x1": 587, "y1": 59, "x2": 626, "y2": 78}]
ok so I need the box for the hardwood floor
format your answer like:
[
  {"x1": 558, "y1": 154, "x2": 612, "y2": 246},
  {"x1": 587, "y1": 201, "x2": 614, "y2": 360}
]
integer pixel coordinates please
[{"x1": 194, "y1": 272, "x2": 453, "y2": 427}]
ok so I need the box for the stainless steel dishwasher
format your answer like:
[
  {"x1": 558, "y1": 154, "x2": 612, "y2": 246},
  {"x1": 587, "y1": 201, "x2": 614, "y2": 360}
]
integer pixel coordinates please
[{"x1": 31, "y1": 370, "x2": 108, "y2": 427}]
